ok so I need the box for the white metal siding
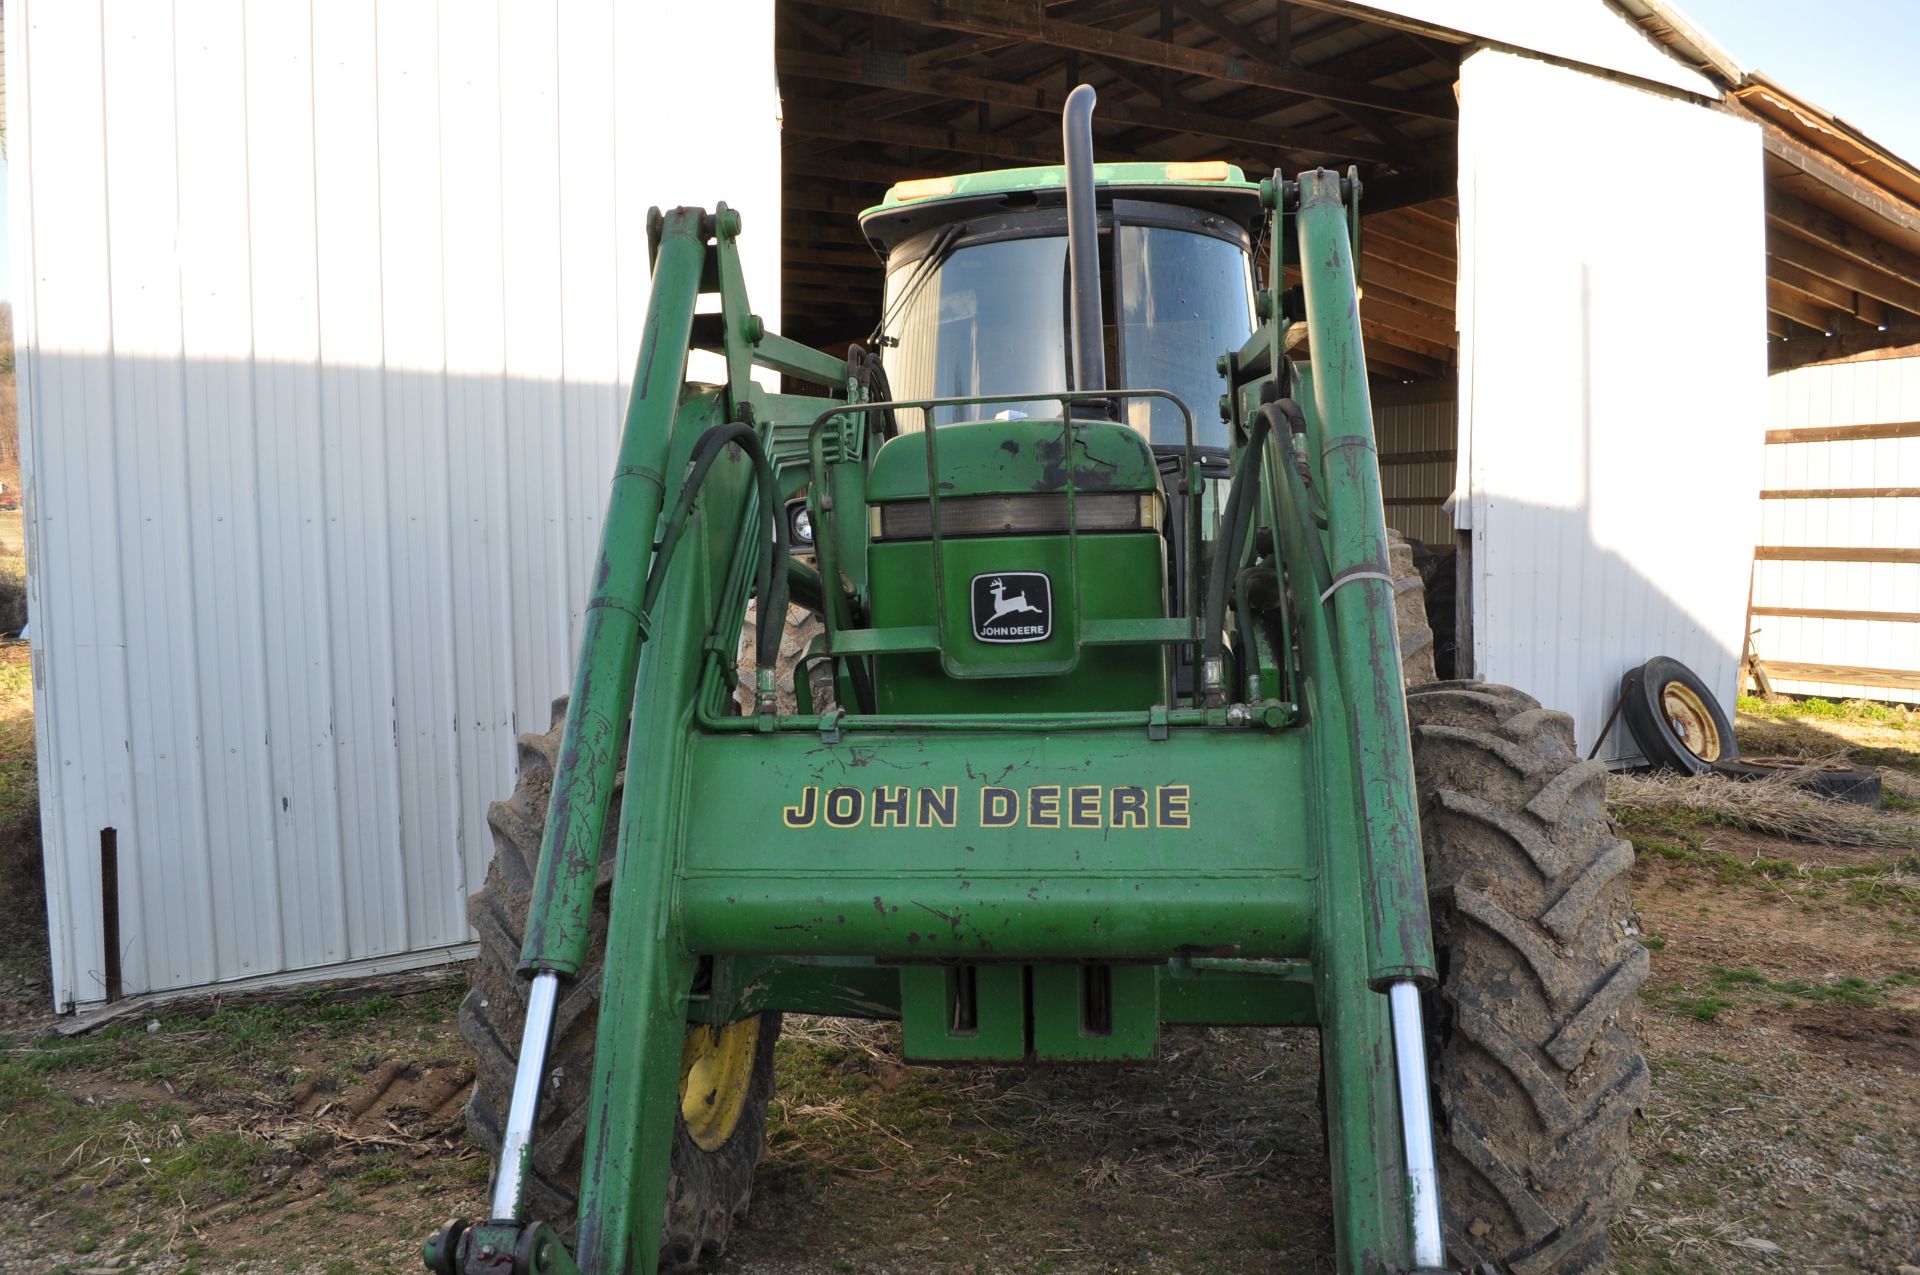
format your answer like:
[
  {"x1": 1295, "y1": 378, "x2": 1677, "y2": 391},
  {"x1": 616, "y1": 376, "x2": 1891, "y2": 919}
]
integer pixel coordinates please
[
  {"x1": 1758, "y1": 356, "x2": 1920, "y2": 703},
  {"x1": 1376, "y1": 397, "x2": 1457, "y2": 548},
  {"x1": 1456, "y1": 50, "x2": 1767, "y2": 763},
  {"x1": 8, "y1": 0, "x2": 782, "y2": 1009}
]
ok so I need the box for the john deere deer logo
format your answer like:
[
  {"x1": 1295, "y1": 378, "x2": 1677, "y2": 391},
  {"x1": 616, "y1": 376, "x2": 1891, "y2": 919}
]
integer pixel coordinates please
[{"x1": 971, "y1": 572, "x2": 1052, "y2": 643}]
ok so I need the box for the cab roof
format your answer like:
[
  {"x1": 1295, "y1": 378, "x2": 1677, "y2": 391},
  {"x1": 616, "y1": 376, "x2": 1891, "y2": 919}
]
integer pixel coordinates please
[{"x1": 858, "y1": 160, "x2": 1265, "y2": 256}]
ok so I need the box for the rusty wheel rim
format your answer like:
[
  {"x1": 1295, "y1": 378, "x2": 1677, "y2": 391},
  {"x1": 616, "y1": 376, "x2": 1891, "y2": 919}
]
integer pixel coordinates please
[{"x1": 1660, "y1": 681, "x2": 1722, "y2": 761}]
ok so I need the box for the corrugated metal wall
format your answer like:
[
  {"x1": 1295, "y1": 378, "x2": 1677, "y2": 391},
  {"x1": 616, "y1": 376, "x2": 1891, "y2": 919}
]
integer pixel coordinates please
[
  {"x1": 8, "y1": 0, "x2": 781, "y2": 1010},
  {"x1": 1457, "y1": 51, "x2": 1767, "y2": 763},
  {"x1": 1377, "y1": 396, "x2": 1457, "y2": 547},
  {"x1": 1756, "y1": 355, "x2": 1920, "y2": 704}
]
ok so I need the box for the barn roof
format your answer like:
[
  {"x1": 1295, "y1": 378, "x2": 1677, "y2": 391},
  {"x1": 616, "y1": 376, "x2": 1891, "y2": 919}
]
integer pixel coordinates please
[{"x1": 777, "y1": 0, "x2": 1920, "y2": 377}]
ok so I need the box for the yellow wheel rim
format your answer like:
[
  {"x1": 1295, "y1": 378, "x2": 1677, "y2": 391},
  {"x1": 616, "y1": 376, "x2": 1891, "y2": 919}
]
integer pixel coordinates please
[
  {"x1": 678, "y1": 1017, "x2": 761, "y2": 1152},
  {"x1": 1660, "y1": 681, "x2": 1723, "y2": 762}
]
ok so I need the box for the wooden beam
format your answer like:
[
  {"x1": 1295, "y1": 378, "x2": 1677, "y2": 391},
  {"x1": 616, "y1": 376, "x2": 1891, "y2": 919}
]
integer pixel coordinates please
[
  {"x1": 1759, "y1": 486, "x2": 1920, "y2": 499},
  {"x1": 1751, "y1": 606, "x2": 1920, "y2": 624},
  {"x1": 1159, "y1": 0, "x2": 1425, "y2": 163},
  {"x1": 1356, "y1": 250, "x2": 1452, "y2": 306},
  {"x1": 1767, "y1": 227, "x2": 1920, "y2": 316},
  {"x1": 792, "y1": 0, "x2": 1459, "y2": 120},
  {"x1": 1753, "y1": 546, "x2": 1920, "y2": 564},
  {"x1": 1768, "y1": 326, "x2": 1920, "y2": 372},
  {"x1": 776, "y1": 48, "x2": 1410, "y2": 163},
  {"x1": 1766, "y1": 279, "x2": 1839, "y2": 335},
  {"x1": 1756, "y1": 659, "x2": 1920, "y2": 692},
  {"x1": 1764, "y1": 420, "x2": 1920, "y2": 444},
  {"x1": 1363, "y1": 278, "x2": 1453, "y2": 323},
  {"x1": 1769, "y1": 256, "x2": 1868, "y2": 317},
  {"x1": 1360, "y1": 315, "x2": 1452, "y2": 362},
  {"x1": 1362, "y1": 293, "x2": 1455, "y2": 349},
  {"x1": 1760, "y1": 126, "x2": 1920, "y2": 243},
  {"x1": 783, "y1": 100, "x2": 1060, "y2": 164},
  {"x1": 1766, "y1": 187, "x2": 1920, "y2": 294},
  {"x1": 1366, "y1": 209, "x2": 1455, "y2": 260}
]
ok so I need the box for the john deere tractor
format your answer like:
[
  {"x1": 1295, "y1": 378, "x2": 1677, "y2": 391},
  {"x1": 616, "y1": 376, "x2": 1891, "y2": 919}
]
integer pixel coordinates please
[{"x1": 426, "y1": 88, "x2": 1647, "y2": 1275}]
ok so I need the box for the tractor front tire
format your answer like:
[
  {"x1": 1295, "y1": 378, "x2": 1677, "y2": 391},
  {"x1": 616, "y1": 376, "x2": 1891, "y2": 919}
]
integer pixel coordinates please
[
  {"x1": 1408, "y1": 681, "x2": 1648, "y2": 1274},
  {"x1": 460, "y1": 697, "x2": 779, "y2": 1269}
]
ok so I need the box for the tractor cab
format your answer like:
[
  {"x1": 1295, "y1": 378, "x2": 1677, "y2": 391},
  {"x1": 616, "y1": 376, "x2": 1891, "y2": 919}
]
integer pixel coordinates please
[{"x1": 814, "y1": 162, "x2": 1266, "y2": 714}]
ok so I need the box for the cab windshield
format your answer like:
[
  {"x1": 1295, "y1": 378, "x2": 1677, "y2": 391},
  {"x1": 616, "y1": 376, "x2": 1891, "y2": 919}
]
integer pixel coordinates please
[{"x1": 879, "y1": 216, "x2": 1254, "y2": 450}]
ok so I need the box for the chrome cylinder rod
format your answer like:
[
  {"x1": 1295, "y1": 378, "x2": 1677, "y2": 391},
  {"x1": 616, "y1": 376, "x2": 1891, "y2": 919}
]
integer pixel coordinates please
[
  {"x1": 490, "y1": 970, "x2": 561, "y2": 1221},
  {"x1": 1388, "y1": 980, "x2": 1445, "y2": 1267}
]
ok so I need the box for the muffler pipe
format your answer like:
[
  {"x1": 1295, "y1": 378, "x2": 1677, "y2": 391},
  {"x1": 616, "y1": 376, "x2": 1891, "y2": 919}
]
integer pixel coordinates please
[{"x1": 1062, "y1": 84, "x2": 1107, "y2": 406}]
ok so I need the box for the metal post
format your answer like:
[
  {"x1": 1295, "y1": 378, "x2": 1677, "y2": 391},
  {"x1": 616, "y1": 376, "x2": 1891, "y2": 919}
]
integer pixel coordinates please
[
  {"x1": 490, "y1": 970, "x2": 561, "y2": 1221},
  {"x1": 1388, "y1": 981, "x2": 1445, "y2": 1267}
]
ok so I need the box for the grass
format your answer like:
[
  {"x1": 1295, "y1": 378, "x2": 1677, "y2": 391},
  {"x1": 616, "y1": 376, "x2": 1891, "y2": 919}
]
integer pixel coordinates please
[
  {"x1": 1642, "y1": 965, "x2": 1919, "y2": 1022},
  {"x1": 1736, "y1": 694, "x2": 1915, "y2": 727}
]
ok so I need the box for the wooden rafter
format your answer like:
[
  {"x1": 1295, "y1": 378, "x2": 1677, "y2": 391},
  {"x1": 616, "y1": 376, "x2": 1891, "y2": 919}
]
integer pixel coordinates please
[
  {"x1": 776, "y1": 48, "x2": 1412, "y2": 163},
  {"x1": 791, "y1": 0, "x2": 1458, "y2": 120}
]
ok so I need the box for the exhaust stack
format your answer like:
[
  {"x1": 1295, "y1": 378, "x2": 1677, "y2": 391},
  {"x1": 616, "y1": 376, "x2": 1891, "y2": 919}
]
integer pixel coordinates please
[{"x1": 1062, "y1": 84, "x2": 1106, "y2": 403}]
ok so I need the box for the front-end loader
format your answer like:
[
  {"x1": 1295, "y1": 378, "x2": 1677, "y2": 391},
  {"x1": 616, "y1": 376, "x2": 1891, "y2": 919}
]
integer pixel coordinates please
[{"x1": 425, "y1": 87, "x2": 1647, "y2": 1275}]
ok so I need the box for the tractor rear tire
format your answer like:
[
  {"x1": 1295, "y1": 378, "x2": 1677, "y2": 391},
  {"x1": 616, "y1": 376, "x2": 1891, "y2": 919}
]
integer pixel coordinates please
[
  {"x1": 1388, "y1": 530, "x2": 1437, "y2": 687},
  {"x1": 460, "y1": 697, "x2": 779, "y2": 1269},
  {"x1": 1407, "y1": 681, "x2": 1648, "y2": 1274}
]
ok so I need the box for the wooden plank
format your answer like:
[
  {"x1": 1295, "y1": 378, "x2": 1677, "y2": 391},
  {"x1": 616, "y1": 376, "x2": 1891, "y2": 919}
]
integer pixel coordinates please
[
  {"x1": 1753, "y1": 546, "x2": 1920, "y2": 564},
  {"x1": 1356, "y1": 251, "x2": 1452, "y2": 307},
  {"x1": 1752, "y1": 606, "x2": 1920, "y2": 624},
  {"x1": 1383, "y1": 495, "x2": 1447, "y2": 506},
  {"x1": 1765, "y1": 187, "x2": 1920, "y2": 291},
  {"x1": 1767, "y1": 227, "x2": 1920, "y2": 315},
  {"x1": 1766, "y1": 278, "x2": 1838, "y2": 333},
  {"x1": 1380, "y1": 448, "x2": 1456, "y2": 464},
  {"x1": 783, "y1": 100, "x2": 1059, "y2": 164},
  {"x1": 792, "y1": 0, "x2": 1459, "y2": 120},
  {"x1": 1360, "y1": 314, "x2": 1453, "y2": 362},
  {"x1": 1361, "y1": 292, "x2": 1455, "y2": 348},
  {"x1": 1768, "y1": 256, "x2": 1867, "y2": 316},
  {"x1": 1763, "y1": 420, "x2": 1920, "y2": 444},
  {"x1": 1758, "y1": 126, "x2": 1920, "y2": 243},
  {"x1": 1758, "y1": 660, "x2": 1920, "y2": 692},
  {"x1": 1759, "y1": 486, "x2": 1920, "y2": 500},
  {"x1": 1366, "y1": 210, "x2": 1455, "y2": 261}
]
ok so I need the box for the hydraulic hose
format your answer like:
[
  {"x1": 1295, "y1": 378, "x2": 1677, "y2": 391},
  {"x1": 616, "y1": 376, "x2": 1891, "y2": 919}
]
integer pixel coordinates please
[
  {"x1": 1200, "y1": 401, "x2": 1279, "y2": 668},
  {"x1": 646, "y1": 421, "x2": 790, "y2": 673}
]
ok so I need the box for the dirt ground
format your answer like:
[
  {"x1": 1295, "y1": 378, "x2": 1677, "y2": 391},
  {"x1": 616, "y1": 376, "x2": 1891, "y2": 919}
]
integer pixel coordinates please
[{"x1": 0, "y1": 693, "x2": 1915, "y2": 1275}]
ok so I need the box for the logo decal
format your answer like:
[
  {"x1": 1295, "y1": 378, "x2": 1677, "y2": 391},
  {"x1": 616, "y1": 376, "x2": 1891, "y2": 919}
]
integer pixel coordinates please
[{"x1": 971, "y1": 572, "x2": 1052, "y2": 643}]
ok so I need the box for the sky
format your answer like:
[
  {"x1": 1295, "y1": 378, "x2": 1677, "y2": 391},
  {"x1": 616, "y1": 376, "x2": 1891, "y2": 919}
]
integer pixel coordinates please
[
  {"x1": 1672, "y1": 0, "x2": 1920, "y2": 162},
  {"x1": 0, "y1": 6, "x2": 1911, "y2": 306}
]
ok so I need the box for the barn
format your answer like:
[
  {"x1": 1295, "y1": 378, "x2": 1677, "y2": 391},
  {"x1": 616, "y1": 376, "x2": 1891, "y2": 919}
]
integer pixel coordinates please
[{"x1": 8, "y1": 0, "x2": 1917, "y2": 1011}]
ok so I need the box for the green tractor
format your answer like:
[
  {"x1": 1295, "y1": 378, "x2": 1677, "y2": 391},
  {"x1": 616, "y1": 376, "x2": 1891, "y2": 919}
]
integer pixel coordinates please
[{"x1": 426, "y1": 88, "x2": 1646, "y2": 1275}]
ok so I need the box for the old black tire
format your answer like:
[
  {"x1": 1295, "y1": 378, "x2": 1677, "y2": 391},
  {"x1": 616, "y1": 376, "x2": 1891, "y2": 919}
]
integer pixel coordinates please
[
  {"x1": 1621, "y1": 655, "x2": 1737, "y2": 774},
  {"x1": 1408, "y1": 681, "x2": 1649, "y2": 1274},
  {"x1": 461, "y1": 697, "x2": 779, "y2": 1268},
  {"x1": 1710, "y1": 756, "x2": 1883, "y2": 805}
]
